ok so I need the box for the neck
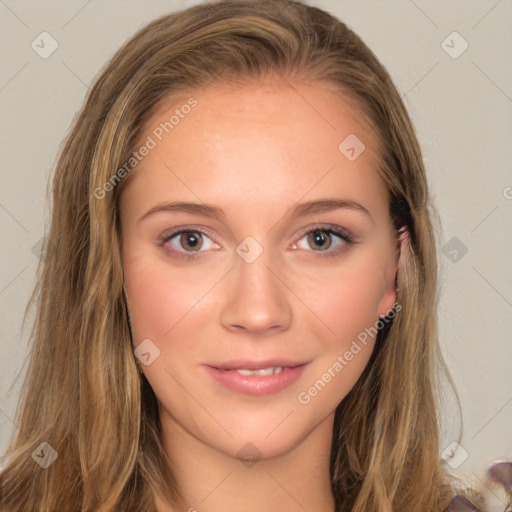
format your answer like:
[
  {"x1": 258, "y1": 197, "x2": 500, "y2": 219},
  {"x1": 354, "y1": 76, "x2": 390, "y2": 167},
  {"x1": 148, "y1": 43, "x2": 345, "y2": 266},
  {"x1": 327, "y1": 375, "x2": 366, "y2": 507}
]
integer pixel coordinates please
[{"x1": 154, "y1": 411, "x2": 336, "y2": 512}]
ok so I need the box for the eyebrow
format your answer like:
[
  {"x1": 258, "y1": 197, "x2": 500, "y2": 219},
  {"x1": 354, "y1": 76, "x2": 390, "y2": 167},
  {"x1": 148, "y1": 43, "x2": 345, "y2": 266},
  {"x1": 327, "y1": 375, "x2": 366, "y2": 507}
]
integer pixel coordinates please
[{"x1": 137, "y1": 198, "x2": 372, "y2": 224}]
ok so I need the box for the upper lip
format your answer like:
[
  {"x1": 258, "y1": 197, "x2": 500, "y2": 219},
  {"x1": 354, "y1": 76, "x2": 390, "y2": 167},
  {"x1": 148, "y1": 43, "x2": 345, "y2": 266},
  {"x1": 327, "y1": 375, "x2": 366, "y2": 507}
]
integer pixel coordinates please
[{"x1": 208, "y1": 359, "x2": 308, "y2": 370}]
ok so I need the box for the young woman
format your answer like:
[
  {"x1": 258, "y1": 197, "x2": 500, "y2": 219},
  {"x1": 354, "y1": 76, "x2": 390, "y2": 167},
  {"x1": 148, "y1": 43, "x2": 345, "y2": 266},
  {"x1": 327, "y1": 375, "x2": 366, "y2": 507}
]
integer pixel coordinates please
[{"x1": 1, "y1": 0, "x2": 510, "y2": 511}]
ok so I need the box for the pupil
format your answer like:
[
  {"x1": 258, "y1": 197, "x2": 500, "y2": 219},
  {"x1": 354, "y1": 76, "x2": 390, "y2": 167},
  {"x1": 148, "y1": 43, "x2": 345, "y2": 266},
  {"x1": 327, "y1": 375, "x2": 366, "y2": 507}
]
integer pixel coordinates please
[
  {"x1": 182, "y1": 232, "x2": 201, "y2": 251},
  {"x1": 310, "y1": 231, "x2": 330, "y2": 250}
]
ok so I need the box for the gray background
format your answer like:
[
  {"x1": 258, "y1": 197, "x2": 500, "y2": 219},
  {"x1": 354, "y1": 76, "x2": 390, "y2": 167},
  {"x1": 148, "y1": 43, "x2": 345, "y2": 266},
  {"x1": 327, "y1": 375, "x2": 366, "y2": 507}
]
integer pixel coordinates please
[{"x1": 1, "y1": 0, "x2": 511, "y2": 507}]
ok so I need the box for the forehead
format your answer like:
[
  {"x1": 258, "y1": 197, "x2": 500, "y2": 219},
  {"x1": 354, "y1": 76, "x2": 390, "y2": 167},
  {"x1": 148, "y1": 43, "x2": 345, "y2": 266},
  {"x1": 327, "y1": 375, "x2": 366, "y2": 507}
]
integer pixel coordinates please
[
  {"x1": 143, "y1": 76, "x2": 377, "y2": 147},
  {"x1": 121, "y1": 76, "x2": 388, "y2": 221}
]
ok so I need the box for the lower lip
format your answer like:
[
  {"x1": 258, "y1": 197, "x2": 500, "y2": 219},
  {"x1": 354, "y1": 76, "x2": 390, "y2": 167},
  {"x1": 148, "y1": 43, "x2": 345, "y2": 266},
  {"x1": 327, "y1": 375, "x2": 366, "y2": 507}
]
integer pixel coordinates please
[{"x1": 203, "y1": 365, "x2": 307, "y2": 395}]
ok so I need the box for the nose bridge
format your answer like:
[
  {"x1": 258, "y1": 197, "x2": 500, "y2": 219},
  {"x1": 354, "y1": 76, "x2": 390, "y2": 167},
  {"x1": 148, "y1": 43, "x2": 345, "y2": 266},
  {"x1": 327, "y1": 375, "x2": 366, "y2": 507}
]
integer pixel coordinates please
[
  {"x1": 235, "y1": 237, "x2": 278, "y2": 294},
  {"x1": 219, "y1": 235, "x2": 292, "y2": 333}
]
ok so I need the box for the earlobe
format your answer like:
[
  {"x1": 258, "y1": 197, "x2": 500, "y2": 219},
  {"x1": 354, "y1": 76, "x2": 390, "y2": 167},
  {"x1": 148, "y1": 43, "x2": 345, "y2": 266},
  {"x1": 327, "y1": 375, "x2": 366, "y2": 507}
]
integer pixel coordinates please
[
  {"x1": 378, "y1": 224, "x2": 410, "y2": 318},
  {"x1": 378, "y1": 286, "x2": 398, "y2": 319}
]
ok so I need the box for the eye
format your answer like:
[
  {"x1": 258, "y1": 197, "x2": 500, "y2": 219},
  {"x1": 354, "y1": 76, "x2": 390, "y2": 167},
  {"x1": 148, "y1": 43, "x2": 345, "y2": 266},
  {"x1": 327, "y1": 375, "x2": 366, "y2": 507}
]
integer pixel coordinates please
[
  {"x1": 157, "y1": 224, "x2": 355, "y2": 262},
  {"x1": 159, "y1": 227, "x2": 220, "y2": 261},
  {"x1": 292, "y1": 225, "x2": 354, "y2": 258}
]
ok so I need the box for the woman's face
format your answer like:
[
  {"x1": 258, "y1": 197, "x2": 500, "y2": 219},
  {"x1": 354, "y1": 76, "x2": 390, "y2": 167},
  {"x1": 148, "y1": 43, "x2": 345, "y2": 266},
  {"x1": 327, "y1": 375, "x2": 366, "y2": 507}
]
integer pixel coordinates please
[{"x1": 120, "y1": 77, "x2": 399, "y2": 461}]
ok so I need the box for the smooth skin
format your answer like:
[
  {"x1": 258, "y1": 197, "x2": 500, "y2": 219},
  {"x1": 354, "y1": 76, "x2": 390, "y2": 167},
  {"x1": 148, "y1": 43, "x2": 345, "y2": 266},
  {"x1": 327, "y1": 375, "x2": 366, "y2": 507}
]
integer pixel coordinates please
[{"x1": 120, "y1": 75, "x2": 402, "y2": 512}]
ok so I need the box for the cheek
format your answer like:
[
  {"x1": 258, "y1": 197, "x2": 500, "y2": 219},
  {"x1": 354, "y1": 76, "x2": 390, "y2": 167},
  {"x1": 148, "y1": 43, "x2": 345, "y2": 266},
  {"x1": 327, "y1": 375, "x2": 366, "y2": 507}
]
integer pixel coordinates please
[
  {"x1": 123, "y1": 253, "x2": 214, "y2": 342},
  {"x1": 304, "y1": 258, "x2": 389, "y2": 346},
  {"x1": 296, "y1": 267, "x2": 386, "y2": 410},
  {"x1": 123, "y1": 258, "x2": 214, "y2": 397}
]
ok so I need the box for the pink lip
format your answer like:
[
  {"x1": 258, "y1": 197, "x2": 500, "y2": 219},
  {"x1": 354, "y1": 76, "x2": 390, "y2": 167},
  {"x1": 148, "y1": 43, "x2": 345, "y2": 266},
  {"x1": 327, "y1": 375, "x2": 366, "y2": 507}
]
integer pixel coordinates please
[
  {"x1": 212, "y1": 359, "x2": 306, "y2": 371},
  {"x1": 203, "y1": 360, "x2": 308, "y2": 396}
]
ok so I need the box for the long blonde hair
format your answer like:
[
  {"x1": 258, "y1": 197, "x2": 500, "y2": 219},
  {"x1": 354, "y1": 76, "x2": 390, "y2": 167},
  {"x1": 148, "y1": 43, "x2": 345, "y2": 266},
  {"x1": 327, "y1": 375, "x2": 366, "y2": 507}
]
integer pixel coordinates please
[{"x1": 0, "y1": 0, "x2": 487, "y2": 510}]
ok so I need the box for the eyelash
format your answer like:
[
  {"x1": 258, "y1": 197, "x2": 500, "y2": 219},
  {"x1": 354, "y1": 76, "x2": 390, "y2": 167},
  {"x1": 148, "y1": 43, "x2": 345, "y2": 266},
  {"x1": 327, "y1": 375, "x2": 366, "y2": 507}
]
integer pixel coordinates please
[{"x1": 157, "y1": 224, "x2": 355, "y2": 262}]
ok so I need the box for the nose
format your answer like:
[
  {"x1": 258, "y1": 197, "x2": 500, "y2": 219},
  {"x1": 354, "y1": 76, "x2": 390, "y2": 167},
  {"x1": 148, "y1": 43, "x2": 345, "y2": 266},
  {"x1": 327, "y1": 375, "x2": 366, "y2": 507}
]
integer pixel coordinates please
[{"x1": 219, "y1": 244, "x2": 293, "y2": 335}]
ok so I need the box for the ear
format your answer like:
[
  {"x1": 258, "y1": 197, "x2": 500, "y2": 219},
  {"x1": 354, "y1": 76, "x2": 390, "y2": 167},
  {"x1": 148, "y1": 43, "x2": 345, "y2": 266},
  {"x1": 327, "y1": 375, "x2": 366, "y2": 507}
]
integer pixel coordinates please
[{"x1": 377, "y1": 224, "x2": 410, "y2": 317}]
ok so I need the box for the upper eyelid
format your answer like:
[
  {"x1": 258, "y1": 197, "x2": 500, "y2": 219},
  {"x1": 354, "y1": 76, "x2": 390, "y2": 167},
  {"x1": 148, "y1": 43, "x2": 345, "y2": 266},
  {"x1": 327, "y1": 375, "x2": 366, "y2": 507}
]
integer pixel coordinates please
[
  {"x1": 160, "y1": 225, "x2": 217, "y2": 243},
  {"x1": 299, "y1": 223, "x2": 352, "y2": 237}
]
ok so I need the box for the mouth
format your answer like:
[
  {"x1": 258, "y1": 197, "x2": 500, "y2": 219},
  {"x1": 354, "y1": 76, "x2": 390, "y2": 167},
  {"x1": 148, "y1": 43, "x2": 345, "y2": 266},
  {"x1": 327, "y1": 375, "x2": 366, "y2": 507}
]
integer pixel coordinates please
[{"x1": 203, "y1": 360, "x2": 308, "y2": 395}]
